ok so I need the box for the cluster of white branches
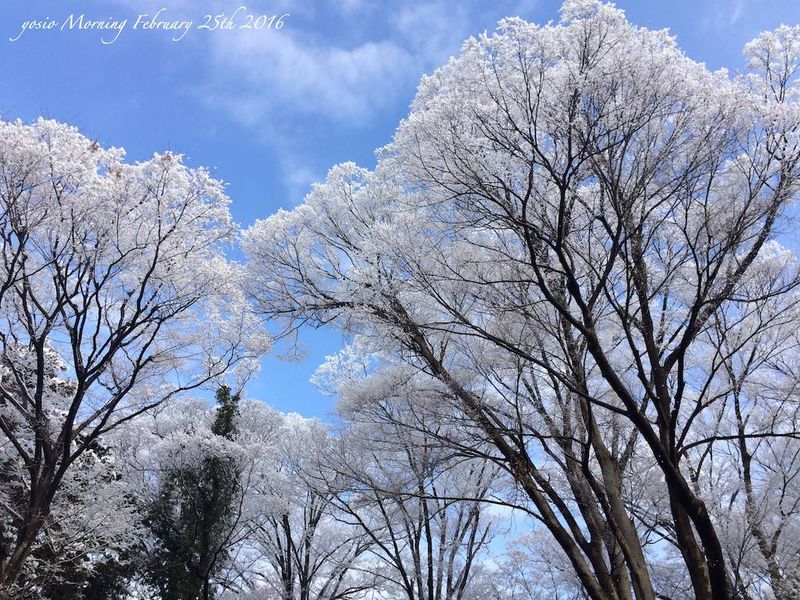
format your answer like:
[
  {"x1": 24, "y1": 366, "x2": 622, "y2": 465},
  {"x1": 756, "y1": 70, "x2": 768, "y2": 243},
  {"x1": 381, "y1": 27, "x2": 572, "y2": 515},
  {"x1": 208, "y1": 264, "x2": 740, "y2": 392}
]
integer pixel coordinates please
[{"x1": 1, "y1": 2, "x2": 800, "y2": 599}]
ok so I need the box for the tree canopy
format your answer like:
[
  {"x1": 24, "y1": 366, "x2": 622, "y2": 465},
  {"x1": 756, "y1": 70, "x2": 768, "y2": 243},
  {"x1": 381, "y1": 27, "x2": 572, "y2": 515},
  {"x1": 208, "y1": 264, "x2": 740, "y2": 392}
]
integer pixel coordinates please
[{"x1": 2, "y1": 2, "x2": 800, "y2": 599}]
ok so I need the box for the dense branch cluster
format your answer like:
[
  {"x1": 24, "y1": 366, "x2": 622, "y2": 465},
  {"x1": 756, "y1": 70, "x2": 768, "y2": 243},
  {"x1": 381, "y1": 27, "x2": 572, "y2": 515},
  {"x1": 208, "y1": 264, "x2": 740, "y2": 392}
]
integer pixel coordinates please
[{"x1": 1, "y1": 1, "x2": 800, "y2": 599}]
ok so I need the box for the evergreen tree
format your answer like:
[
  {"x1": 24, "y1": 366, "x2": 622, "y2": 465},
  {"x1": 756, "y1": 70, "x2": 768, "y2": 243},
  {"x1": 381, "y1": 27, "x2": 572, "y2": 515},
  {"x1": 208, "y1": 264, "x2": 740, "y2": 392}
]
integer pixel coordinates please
[{"x1": 145, "y1": 387, "x2": 242, "y2": 600}]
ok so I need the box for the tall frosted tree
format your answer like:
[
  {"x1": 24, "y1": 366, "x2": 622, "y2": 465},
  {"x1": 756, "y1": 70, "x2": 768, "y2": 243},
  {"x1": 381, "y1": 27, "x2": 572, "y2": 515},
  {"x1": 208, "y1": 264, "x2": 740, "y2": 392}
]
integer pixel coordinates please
[
  {"x1": 244, "y1": 3, "x2": 800, "y2": 599},
  {"x1": 0, "y1": 119, "x2": 267, "y2": 593},
  {"x1": 240, "y1": 415, "x2": 375, "y2": 600},
  {"x1": 145, "y1": 386, "x2": 244, "y2": 600}
]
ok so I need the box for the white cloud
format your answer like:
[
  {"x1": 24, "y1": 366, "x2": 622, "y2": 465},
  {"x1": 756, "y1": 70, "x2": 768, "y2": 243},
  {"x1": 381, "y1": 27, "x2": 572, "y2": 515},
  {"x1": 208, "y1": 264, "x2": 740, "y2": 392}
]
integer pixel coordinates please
[
  {"x1": 206, "y1": 29, "x2": 415, "y2": 125},
  {"x1": 392, "y1": 2, "x2": 472, "y2": 67},
  {"x1": 108, "y1": 0, "x2": 535, "y2": 129},
  {"x1": 192, "y1": 0, "x2": 526, "y2": 200},
  {"x1": 729, "y1": 0, "x2": 746, "y2": 24},
  {"x1": 107, "y1": 0, "x2": 540, "y2": 201},
  {"x1": 699, "y1": 0, "x2": 751, "y2": 30},
  {"x1": 197, "y1": 0, "x2": 510, "y2": 128},
  {"x1": 280, "y1": 155, "x2": 324, "y2": 205}
]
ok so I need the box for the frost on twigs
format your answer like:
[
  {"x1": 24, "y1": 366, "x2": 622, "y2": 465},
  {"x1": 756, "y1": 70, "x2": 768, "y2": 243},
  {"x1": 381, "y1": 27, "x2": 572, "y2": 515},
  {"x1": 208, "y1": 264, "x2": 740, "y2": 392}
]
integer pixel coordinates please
[
  {"x1": 0, "y1": 118, "x2": 269, "y2": 591},
  {"x1": 244, "y1": 2, "x2": 800, "y2": 598}
]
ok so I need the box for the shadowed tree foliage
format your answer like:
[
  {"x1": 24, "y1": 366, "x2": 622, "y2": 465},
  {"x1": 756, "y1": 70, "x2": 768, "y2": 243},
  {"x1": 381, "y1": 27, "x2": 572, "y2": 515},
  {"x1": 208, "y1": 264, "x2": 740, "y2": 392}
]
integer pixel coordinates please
[{"x1": 145, "y1": 386, "x2": 242, "y2": 600}]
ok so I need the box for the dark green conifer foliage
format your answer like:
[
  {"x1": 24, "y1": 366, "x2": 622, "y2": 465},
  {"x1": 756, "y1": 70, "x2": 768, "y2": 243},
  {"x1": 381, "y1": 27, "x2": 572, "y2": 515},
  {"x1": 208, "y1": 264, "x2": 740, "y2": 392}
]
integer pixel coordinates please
[{"x1": 145, "y1": 386, "x2": 242, "y2": 600}]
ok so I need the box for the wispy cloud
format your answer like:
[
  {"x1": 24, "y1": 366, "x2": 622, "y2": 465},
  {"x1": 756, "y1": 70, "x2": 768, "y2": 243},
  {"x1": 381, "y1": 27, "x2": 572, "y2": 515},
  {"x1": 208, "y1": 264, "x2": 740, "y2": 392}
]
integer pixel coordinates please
[
  {"x1": 193, "y1": 0, "x2": 506, "y2": 198},
  {"x1": 392, "y1": 2, "x2": 472, "y2": 67},
  {"x1": 700, "y1": 0, "x2": 750, "y2": 30},
  {"x1": 204, "y1": 30, "x2": 415, "y2": 125},
  {"x1": 730, "y1": 0, "x2": 746, "y2": 25},
  {"x1": 110, "y1": 0, "x2": 540, "y2": 199},
  {"x1": 197, "y1": 0, "x2": 491, "y2": 128}
]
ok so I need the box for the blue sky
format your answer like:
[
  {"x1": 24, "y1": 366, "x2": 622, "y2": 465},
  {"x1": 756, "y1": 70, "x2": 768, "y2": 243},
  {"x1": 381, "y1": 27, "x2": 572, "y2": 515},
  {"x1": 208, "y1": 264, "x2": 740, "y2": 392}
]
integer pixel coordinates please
[{"x1": 2, "y1": 0, "x2": 799, "y2": 417}]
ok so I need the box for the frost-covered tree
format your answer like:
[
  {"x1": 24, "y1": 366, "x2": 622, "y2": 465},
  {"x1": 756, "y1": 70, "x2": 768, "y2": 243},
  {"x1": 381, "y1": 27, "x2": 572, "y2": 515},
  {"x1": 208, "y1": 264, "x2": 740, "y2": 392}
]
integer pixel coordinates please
[
  {"x1": 0, "y1": 118, "x2": 268, "y2": 591},
  {"x1": 144, "y1": 386, "x2": 245, "y2": 600},
  {"x1": 244, "y1": 3, "x2": 800, "y2": 599},
  {"x1": 108, "y1": 394, "x2": 278, "y2": 599},
  {"x1": 330, "y1": 422, "x2": 498, "y2": 600},
  {"x1": 237, "y1": 414, "x2": 374, "y2": 600},
  {"x1": 0, "y1": 343, "x2": 143, "y2": 599},
  {"x1": 108, "y1": 395, "x2": 372, "y2": 600},
  {"x1": 692, "y1": 297, "x2": 800, "y2": 598},
  {"x1": 314, "y1": 343, "x2": 504, "y2": 600}
]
